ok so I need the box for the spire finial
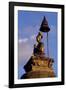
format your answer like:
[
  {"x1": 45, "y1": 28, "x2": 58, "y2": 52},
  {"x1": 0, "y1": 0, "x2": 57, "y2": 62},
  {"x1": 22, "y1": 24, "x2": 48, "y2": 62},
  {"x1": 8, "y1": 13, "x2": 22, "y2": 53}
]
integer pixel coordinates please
[{"x1": 40, "y1": 16, "x2": 50, "y2": 32}]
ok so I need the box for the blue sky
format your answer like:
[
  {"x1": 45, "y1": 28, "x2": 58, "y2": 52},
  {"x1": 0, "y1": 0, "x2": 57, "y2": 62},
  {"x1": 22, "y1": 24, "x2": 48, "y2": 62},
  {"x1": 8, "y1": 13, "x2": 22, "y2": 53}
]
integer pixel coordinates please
[{"x1": 18, "y1": 10, "x2": 57, "y2": 79}]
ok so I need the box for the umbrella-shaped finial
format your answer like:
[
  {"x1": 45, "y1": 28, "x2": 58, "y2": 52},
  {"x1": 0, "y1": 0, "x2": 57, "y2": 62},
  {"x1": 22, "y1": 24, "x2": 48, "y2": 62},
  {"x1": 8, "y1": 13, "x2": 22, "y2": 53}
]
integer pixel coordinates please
[{"x1": 40, "y1": 16, "x2": 50, "y2": 32}]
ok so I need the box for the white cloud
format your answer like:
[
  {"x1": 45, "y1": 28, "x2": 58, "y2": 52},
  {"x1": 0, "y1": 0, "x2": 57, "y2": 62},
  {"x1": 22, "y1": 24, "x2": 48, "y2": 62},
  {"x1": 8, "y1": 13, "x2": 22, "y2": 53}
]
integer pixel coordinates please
[
  {"x1": 19, "y1": 34, "x2": 37, "y2": 44},
  {"x1": 19, "y1": 38, "x2": 28, "y2": 43},
  {"x1": 30, "y1": 34, "x2": 36, "y2": 40},
  {"x1": 18, "y1": 40, "x2": 33, "y2": 66}
]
